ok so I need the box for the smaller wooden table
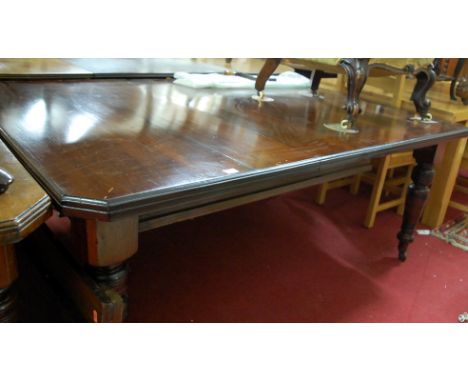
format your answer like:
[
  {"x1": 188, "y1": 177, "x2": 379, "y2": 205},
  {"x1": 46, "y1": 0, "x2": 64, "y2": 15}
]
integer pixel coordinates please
[{"x1": 0, "y1": 140, "x2": 51, "y2": 322}]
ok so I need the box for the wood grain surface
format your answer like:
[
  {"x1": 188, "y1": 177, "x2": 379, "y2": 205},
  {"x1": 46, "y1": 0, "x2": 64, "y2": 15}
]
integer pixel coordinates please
[{"x1": 0, "y1": 79, "x2": 467, "y2": 221}]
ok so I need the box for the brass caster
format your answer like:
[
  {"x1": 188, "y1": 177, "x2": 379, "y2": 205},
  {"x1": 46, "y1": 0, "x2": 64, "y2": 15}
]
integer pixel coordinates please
[
  {"x1": 251, "y1": 91, "x2": 274, "y2": 103},
  {"x1": 408, "y1": 113, "x2": 438, "y2": 124},
  {"x1": 324, "y1": 119, "x2": 359, "y2": 134}
]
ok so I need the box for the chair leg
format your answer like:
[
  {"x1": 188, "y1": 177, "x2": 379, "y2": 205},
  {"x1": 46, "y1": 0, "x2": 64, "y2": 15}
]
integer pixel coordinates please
[
  {"x1": 311, "y1": 70, "x2": 325, "y2": 96},
  {"x1": 350, "y1": 174, "x2": 362, "y2": 195},
  {"x1": 384, "y1": 168, "x2": 395, "y2": 197},
  {"x1": 410, "y1": 66, "x2": 436, "y2": 120},
  {"x1": 339, "y1": 58, "x2": 369, "y2": 126},
  {"x1": 364, "y1": 156, "x2": 390, "y2": 229},
  {"x1": 255, "y1": 58, "x2": 282, "y2": 94}
]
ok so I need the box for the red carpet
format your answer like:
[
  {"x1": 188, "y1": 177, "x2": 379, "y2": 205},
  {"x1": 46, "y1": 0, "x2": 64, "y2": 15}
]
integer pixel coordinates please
[{"x1": 99, "y1": 185, "x2": 468, "y2": 323}]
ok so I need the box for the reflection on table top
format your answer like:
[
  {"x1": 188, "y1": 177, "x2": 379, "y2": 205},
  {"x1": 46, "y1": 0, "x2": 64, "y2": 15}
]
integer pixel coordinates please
[
  {"x1": 0, "y1": 79, "x2": 467, "y2": 220},
  {"x1": 65, "y1": 58, "x2": 227, "y2": 76},
  {"x1": 0, "y1": 58, "x2": 227, "y2": 78},
  {"x1": 0, "y1": 58, "x2": 91, "y2": 76}
]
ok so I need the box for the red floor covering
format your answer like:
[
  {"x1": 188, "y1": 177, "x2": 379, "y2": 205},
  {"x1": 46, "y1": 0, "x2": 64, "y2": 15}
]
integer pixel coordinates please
[{"x1": 120, "y1": 185, "x2": 468, "y2": 323}]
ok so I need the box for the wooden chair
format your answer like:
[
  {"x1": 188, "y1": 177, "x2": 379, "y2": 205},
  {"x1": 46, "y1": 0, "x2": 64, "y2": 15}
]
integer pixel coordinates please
[
  {"x1": 255, "y1": 58, "x2": 436, "y2": 128},
  {"x1": 361, "y1": 152, "x2": 415, "y2": 228},
  {"x1": 435, "y1": 58, "x2": 468, "y2": 104},
  {"x1": 309, "y1": 67, "x2": 416, "y2": 227},
  {"x1": 314, "y1": 151, "x2": 415, "y2": 228}
]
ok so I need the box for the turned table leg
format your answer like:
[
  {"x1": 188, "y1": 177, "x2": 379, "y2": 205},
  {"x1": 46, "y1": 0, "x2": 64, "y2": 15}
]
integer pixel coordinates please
[
  {"x1": 0, "y1": 244, "x2": 19, "y2": 322},
  {"x1": 70, "y1": 216, "x2": 139, "y2": 321},
  {"x1": 397, "y1": 145, "x2": 437, "y2": 261}
]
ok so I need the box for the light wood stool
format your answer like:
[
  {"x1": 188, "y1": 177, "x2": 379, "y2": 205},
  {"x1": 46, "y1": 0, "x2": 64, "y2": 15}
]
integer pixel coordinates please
[
  {"x1": 447, "y1": 146, "x2": 468, "y2": 214},
  {"x1": 315, "y1": 151, "x2": 415, "y2": 228},
  {"x1": 315, "y1": 175, "x2": 361, "y2": 205},
  {"x1": 1, "y1": 140, "x2": 51, "y2": 322},
  {"x1": 361, "y1": 151, "x2": 415, "y2": 228}
]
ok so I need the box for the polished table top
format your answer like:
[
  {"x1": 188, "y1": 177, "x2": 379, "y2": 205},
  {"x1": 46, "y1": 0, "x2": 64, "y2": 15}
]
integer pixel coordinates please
[{"x1": 1, "y1": 79, "x2": 467, "y2": 221}]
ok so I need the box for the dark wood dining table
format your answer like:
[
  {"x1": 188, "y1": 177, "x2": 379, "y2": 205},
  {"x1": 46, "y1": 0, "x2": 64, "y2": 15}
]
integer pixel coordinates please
[{"x1": 1, "y1": 60, "x2": 468, "y2": 321}]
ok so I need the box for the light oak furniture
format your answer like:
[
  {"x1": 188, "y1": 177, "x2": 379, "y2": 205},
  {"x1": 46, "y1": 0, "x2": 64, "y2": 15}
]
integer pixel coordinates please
[
  {"x1": 447, "y1": 147, "x2": 468, "y2": 213},
  {"x1": 1, "y1": 75, "x2": 467, "y2": 322},
  {"x1": 361, "y1": 152, "x2": 415, "y2": 228},
  {"x1": 0, "y1": 140, "x2": 51, "y2": 322},
  {"x1": 315, "y1": 151, "x2": 415, "y2": 228}
]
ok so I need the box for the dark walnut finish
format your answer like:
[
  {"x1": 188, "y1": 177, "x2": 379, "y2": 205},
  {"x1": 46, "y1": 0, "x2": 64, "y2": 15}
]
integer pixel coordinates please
[
  {"x1": 2, "y1": 80, "x2": 466, "y2": 220},
  {"x1": 1, "y1": 79, "x2": 468, "y2": 321},
  {"x1": 397, "y1": 145, "x2": 437, "y2": 261},
  {"x1": 0, "y1": 139, "x2": 51, "y2": 322}
]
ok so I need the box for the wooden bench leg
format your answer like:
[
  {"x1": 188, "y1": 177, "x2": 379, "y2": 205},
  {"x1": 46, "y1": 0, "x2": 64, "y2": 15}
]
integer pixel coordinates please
[
  {"x1": 397, "y1": 146, "x2": 437, "y2": 261},
  {"x1": 0, "y1": 244, "x2": 18, "y2": 323}
]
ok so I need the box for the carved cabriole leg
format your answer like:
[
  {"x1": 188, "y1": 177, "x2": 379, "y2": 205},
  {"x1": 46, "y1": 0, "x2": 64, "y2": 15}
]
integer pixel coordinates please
[
  {"x1": 339, "y1": 58, "x2": 369, "y2": 127},
  {"x1": 0, "y1": 244, "x2": 18, "y2": 323},
  {"x1": 255, "y1": 58, "x2": 282, "y2": 94},
  {"x1": 70, "y1": 216, "x2": 138, "y2": 321},
  {"x1": 397, "y1": 145, "x2": 437, "y2": 261},
  {"x1": 456, "y1": 80, "x2": 468, "y2": 105},
  {"x1": 410, "y1": 66, "x2": 436, "y2": 120},
  {"x1": 450, "y1": 58, "x2": 465, "y2": 101}
]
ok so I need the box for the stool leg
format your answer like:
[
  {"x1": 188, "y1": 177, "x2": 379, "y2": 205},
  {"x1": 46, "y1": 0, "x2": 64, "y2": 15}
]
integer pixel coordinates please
[
  {"x1": 364, "y1": 156, "x2": 390, "y2": 228},
  {"x1": 384, "y1": 168, "x2": 395, "y2": 197},
  {"x1": 0, "y1": 244, "x2": 19, "y2": 323},
  {"x1": 315, "y1": 182, "x2": 329, "y2": 205},
  {"x1": 350, "y1": 174, "x2": 362, "y2": 195}
]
